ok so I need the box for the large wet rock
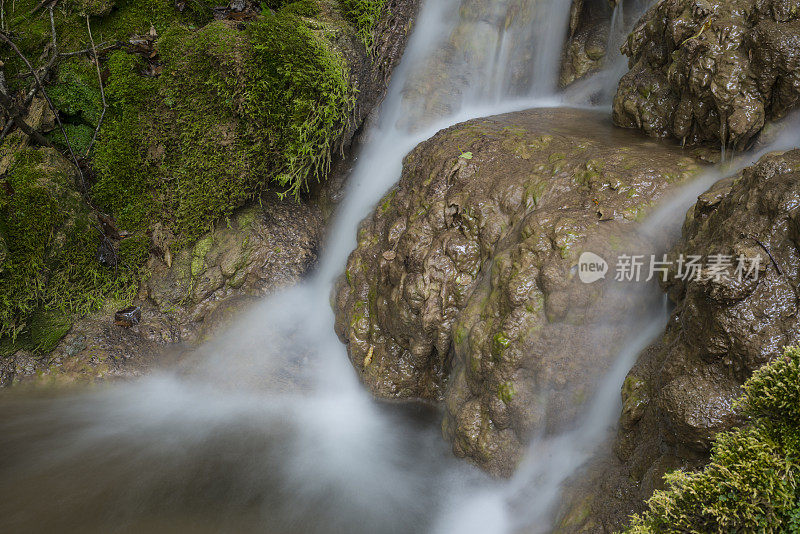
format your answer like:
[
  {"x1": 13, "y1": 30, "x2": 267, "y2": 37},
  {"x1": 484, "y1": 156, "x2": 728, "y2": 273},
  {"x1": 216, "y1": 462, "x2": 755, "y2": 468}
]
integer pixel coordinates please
[
  {"x1": 334, "y1": 107, "x2": 701, "y2": 475},
  {"x1": 141, "y1": 195, "x2": 323, "y2": 344},
  {"x1": 560, "y1": 149, "x2": 800, "y2": 531},
  {"x1": 613, "y1": 0, "x2": 800, "y2": 150}
]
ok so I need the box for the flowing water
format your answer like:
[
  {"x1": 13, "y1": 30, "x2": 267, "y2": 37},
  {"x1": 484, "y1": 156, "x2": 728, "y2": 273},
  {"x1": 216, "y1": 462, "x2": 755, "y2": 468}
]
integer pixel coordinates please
[{"x1": 2, "y1": 1, "x2": 798, "y2": 533}]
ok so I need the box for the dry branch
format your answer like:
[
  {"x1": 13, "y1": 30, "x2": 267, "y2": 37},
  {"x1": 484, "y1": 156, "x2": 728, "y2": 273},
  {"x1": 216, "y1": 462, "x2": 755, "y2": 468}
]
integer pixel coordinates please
[
  {"x1": 1, "y1": 7, "x2": 59, "y2": 140},
  {"x1": 0, "y1": 89, "x2": 53, "y2": 146}
]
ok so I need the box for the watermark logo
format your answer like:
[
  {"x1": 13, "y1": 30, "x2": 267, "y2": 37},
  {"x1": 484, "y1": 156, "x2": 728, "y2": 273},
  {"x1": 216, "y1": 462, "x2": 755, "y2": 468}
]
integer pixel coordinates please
[
  {"x1": 577, "y1": 252, "x2": 764, "y2": 284},
  {"x1": 578, "y1": 252, "x2": 608, "y2": 284}
]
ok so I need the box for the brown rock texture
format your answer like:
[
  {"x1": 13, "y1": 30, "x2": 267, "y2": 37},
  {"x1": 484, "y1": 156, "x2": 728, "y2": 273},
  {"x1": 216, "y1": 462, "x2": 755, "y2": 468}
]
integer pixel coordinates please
[
  {"x1": 613, "y1": 0, "x2": 800, "y2": 149},
  {"x1": 559, "y1": 149, "x2": 800, "y2": 531},
  {"x1": 334, "y1": 107, "x2": 702, "y2": 475},
  {"x1": 561, "y1": 0, "x2": 613, "y2": 87}
]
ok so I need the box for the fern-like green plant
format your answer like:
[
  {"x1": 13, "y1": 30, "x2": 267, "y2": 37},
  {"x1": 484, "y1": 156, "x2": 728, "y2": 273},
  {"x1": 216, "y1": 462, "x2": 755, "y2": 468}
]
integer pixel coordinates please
[{"x1": 625, "y1": 347, "x2": 800, "y2": 533}]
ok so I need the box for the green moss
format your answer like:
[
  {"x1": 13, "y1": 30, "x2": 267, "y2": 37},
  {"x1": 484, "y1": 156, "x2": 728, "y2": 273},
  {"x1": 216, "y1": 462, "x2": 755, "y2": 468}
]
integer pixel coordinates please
[
  {"x1": 454, "y1": 325, "x2": 467, "y2": 345},
  {"x1": 282, "y1": 0, "x2": 321, "y2": 16},
  {"x1": 380, "y1": 188, "x2": 397, "y2": 213},
  {"x1": 248, "y1": 10, "x2": 354, "y2": 197},
  {"x1": 97, "y1": 9, "x2": 353, "y2": 240},
  {"x1": 49, "y1": 58, "x2": 103, "y2": 128},
  {"x1": 2, "y1": 0, "x2": 212, "y2": 94},
  {"x1": 498, "y1": 382, "x2": 515, "y2": 404},
  {"x1": 67, "y1": 0, "x2": 116, "y2": 17},
  {"x1": 190, "y1": 235, "x2": 215, "y2": 277},
  {"x1": 0, "y1": 148, "x2": 143, "y2": 342},
  {"x1": 1, "y1": 0, "x2": 359, "y2": 348},
  {"x1": 28, "y1": 310, "x2": 74, "y2": 352},
  {"x1": 523, "y1": 178, "x2": 547, "y2": 210},
  {"x1": 92, "y1": 51, "x2": 158, "y2": 236},
  {"x1": 339, "y1": 0, "x2": 385, "y2": 50},
  {"x1": 626, "y1": 347, "x2": 800, "y2": 533},
  {"x1": 94, "y1": 9, "x2": 353, "y2": 245},
  {"x1": 491, "y1": 331, "x2": 511, "y2": 359}
]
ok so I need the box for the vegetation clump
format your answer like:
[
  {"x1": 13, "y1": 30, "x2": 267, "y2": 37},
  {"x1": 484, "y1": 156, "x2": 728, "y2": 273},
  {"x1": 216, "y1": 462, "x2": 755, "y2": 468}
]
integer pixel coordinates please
[
  {"x1": 339, "y1": 0, "x2": 386, "y2": 49},
  {"x1": 94, "y1": 6, "x2": 353, "y2": 245},
  {"x1": 0, "y1": 149, "x2": 143, "y2": 345},
  {"x1": 0, "y1": 0, "x2": 364, "y2": 349},
  {"x1": 626, "y1": 346, "x2": 800, "y2": 533}
]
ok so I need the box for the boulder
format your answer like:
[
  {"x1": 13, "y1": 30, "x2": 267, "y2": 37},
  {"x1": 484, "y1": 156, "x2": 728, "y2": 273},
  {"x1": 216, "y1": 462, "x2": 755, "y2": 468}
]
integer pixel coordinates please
[
  {"x1": 0, "y1": 0, "x2": 421, "y2": 387},
  {"x1": 613, "y1": 0, "x2": 800, "y2": 150},
  {"x1": 334, "y1": 107, "x2": 702, "y2": 475},
  {"x1": 560, "y1": 0, "x2": 613, "y2": 87}
]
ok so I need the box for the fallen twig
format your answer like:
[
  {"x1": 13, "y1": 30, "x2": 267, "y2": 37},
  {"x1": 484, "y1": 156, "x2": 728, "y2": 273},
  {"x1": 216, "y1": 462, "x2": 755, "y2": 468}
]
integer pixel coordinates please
[
  {"x1": 84, "y1": 14, "x2": 106, "y2": 157},
  {"x1": 59, "y1": 41, "x2": 118, "y2": 58},
  {"x1": 1, "y1": 7, "x2": 59, "y2": 141},
  {"x1": 748, "y1": 234, "x2": 783, "y2": 277}
]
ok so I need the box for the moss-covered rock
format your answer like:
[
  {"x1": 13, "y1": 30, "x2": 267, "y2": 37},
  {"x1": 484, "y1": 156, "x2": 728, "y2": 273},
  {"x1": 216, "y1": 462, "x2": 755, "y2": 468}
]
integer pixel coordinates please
[
  {"x1": 0, "y1": 146, "x2": 142, "y2": 345},
  {"x1": 626, "y1": 346, "x2": 800, "y2": 533},
  {"x1": 0, "y1": 0, "x2": 419, "y2": 375},
  {"x1": 142, "y1": 196, "x2": 323, "y2": 344},
  {"x1": 333, "y1": 107, "x2": 701, "y2": 475},
  {"x1": 92, "y1": 10, "x2": 354, "y2": 246}
]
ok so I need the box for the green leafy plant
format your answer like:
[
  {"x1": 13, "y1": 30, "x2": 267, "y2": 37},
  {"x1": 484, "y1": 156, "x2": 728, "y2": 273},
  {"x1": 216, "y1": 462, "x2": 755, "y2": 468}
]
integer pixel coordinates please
[
  {"x1": 339, "y1": 0, "x2": 386, "y2": 50},
  {"x1": 625, "y1": 347, "x2": 800, "y2": 533}
]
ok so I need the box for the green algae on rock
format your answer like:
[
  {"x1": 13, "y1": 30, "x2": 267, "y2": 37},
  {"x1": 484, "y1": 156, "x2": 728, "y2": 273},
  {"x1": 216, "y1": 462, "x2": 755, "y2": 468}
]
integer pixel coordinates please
[{"x1": 333, "y1": 107, "x2": 702, "y2": 475}]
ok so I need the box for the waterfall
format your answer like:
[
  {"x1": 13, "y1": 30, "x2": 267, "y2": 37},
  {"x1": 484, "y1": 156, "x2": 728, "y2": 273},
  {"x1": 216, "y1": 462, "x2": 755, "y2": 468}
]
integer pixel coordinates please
[
  {"x1": 398, "y1": 0, "x2": 574, "y2": 129},
  {"x1": 3, "y1": 1, "x2": 793, "y2": 533}
]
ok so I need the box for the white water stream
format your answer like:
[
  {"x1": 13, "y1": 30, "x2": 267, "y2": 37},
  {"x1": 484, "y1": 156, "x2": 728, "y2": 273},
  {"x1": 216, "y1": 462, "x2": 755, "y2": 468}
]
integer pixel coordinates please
[{"x1": 3, "y1": 1, "x2": 798, "y2": 533}]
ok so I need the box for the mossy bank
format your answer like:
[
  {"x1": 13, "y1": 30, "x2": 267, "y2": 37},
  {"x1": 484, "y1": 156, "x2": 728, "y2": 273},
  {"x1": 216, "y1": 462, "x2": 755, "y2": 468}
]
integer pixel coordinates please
[{"x1": 0, "y1": 0, "x2": 419, "y2": 382}]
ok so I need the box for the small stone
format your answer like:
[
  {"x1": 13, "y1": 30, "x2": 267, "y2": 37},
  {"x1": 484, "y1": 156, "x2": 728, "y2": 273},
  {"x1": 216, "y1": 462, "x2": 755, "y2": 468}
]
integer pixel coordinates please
[
  {"x1": 114, "y1": 306, "x2": 141, "y2": 328},
  {"x1": 382, "y1": 250, "x2": 396, "y2": 261}
]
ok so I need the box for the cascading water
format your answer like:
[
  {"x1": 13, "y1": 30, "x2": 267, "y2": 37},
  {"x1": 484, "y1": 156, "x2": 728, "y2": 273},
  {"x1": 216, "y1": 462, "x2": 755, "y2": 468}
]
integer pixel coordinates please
[
  {"x1": 398, "y1": 0, "x2": 573, "y2": 129},
  {"x1": 3, "y1": 1, "x2": 796, "y2": 533}
]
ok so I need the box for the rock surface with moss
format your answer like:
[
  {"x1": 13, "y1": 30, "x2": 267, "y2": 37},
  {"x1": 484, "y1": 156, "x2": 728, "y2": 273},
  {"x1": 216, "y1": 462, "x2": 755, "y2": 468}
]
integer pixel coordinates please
[
  {"x1": 333, "y1": 107, "x2": 701, "y2": 475},
  {"x1": 626, "y1": 346, "x2": 800, "y2": 533},
  {"x1": 558, "y1": 149, "x2": 800, "y2": 531},
  {"x1": 0, "y1": 0, "x2": 419, "y2": 384},
  {"x1": 613, "y1": 0, "x2": 800, "y2": 150}
]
